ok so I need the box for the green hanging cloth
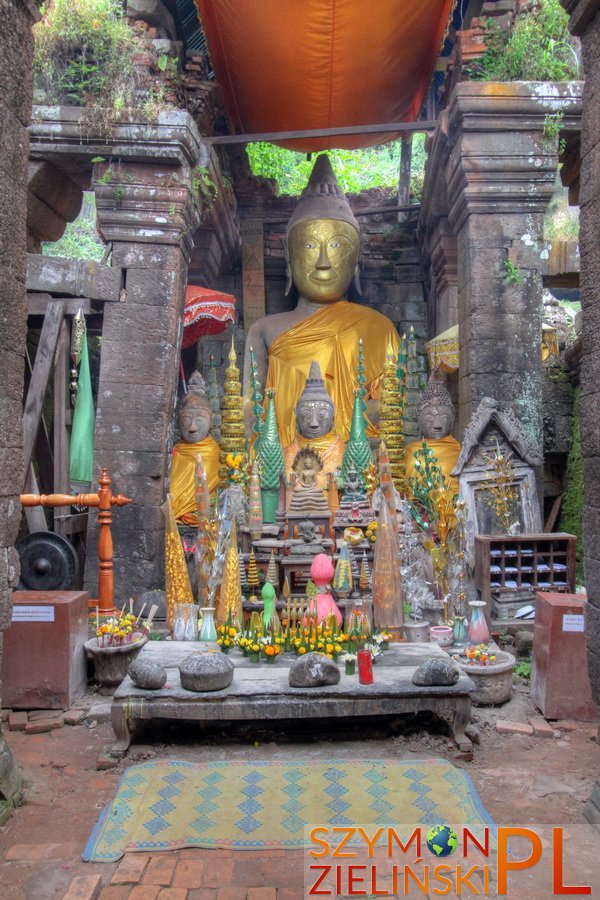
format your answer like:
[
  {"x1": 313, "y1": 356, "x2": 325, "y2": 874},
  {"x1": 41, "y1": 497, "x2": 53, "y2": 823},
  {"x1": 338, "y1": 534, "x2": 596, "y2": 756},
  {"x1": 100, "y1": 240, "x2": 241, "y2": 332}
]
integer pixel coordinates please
[{"x1": 69, "y1": 334, "x2": 95, "y2": 487}]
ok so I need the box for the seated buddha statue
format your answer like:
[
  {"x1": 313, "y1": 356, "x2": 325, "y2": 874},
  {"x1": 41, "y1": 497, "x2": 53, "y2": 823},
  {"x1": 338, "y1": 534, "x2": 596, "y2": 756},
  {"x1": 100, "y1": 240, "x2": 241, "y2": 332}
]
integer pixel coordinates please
[
  {"x1": 243, "y1": 154, "x2": 400, "y2": 446},
  {"x1": 404, "y1": 373, "x2": 460, "y2": 495},
  {"x1": 283, "y1": 361, "x2": 345, "y2": 489},
  {"x1": 170, "y1": 373, "x2": 220, "y2": 525},
  {"x1": 288, "y1": 447, "x2": 330, "y2": 517}
]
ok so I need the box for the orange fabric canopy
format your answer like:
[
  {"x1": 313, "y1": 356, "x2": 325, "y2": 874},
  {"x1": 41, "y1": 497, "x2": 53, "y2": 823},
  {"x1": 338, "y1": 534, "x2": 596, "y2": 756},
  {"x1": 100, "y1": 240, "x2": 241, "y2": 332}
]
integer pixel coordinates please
[
  {"x1": 195, "y1": 0, "x2": 452, "y2": 151},
  {"x1": 182, "y1": 285, "x2": 236, "y2": 348}
]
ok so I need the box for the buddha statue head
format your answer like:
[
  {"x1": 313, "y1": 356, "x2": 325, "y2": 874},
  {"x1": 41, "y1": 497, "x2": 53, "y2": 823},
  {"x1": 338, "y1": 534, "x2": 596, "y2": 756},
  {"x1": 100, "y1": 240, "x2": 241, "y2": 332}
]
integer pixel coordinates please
[
  {"x1": 178, "y1": 372, "x2": 212, "y2": 443},
  {"x1": 417, "y1": 373, "x2": 455, "y2": 440},
  {"x1": 285, "y1": 155, "x2": 360, "y2": 303},
  {"x1": 295, "y1": 361, "x2": 335, "y2": 439}
]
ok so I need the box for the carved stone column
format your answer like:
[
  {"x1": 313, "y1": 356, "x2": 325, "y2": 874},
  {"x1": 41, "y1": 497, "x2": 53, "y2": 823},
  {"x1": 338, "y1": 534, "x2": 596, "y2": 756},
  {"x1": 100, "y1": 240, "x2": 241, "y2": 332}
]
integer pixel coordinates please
[
  {"x1": 0, "y1": 0, "x2": 42, "y2": 801},
  {"x1": 446, "y1": 82, "x2": 582, "y2": 455},
  {"x1": 560, "y1": 0, "x2": 600, "y2": 823},
  {"x1": 84, "y1": 130, "x2": 203, "y2": 598}
]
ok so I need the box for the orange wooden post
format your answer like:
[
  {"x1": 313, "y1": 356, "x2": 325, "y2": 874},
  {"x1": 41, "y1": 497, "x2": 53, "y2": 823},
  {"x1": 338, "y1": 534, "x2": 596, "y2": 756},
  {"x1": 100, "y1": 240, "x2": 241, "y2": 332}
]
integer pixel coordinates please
[
  {"x1": 97, "y1": 468, "x2": 115, "y2": 615},
  {"x1": 20, "y1": 467, "x2": 131, "y2": 615}
]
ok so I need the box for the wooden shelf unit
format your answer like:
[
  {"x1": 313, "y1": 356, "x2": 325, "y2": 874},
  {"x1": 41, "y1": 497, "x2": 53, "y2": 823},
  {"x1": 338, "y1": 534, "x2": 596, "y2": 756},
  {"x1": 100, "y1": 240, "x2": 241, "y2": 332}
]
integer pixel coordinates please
[{"x1": 474, "y1": 533, "x2": 576, "y2": 619}]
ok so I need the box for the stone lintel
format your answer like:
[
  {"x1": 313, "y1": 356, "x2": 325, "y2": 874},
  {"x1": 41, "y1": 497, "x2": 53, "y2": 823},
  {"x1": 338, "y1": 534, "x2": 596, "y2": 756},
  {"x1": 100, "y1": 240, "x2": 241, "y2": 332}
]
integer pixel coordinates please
[
  {"x1": 26, "y1": 253, "x2": 123, "y2": 300},
  {"x1": 446, "y1": 82, "x2": 583, "y2": 230},
  {"x1": 29, "y1": 106, "x2": 209, "y2": 171}
]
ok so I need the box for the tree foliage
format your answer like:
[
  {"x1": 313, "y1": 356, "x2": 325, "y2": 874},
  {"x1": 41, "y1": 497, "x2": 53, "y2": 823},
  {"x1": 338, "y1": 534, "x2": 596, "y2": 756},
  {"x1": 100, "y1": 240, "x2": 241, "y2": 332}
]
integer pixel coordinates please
[
  {"x1": 247, "y1": 137, "x2": 427, "y2": 198},
  {"x1": 471, "y1": 0, "x2": 580, "y2": 82},
  {"x1": 42, "y1": 192, "x2": 106, "y2": 261}
]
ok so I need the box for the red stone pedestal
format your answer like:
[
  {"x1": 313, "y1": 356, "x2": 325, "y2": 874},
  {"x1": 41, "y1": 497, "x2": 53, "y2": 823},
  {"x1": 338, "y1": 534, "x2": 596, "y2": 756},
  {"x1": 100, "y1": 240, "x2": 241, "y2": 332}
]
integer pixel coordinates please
[
  {"x1": 2, "y1": 591, "x2": 89, "y2": 709},
  {"x1": 531, "y1": 591, "x2": 598, "y2": 722}
]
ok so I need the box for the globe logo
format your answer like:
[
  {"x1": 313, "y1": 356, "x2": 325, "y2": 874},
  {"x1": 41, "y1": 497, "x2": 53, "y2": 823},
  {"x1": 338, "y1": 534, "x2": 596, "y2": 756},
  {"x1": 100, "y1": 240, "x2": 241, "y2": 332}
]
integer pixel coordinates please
[{"x1": 425, "y1": 824, "x2": 458, "y2": 858}]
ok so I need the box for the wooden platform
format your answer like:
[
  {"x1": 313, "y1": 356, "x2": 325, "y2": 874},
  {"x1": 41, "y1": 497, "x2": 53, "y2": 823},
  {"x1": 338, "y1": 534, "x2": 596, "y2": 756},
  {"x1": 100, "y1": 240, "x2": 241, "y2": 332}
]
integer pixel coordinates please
[{"x1": 110, "y1": 642, "x2": 475, "y2": 756}]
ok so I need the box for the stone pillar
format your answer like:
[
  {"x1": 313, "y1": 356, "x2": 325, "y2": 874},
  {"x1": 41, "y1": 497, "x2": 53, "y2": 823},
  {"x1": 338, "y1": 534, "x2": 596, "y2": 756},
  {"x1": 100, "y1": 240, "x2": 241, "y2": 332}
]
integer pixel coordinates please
[
  {"x1": 560, "y1": 0, "x2": 600, "y2": 823},
  {"x1": 87, "y1": 157, "x2": 201, "y2": 598},
  {"x1": 446, "y1": 83, "x2": 582, "y2": 458},
  {"x1": 0, "y1": 0, "x2": 41, "y2": 800}
]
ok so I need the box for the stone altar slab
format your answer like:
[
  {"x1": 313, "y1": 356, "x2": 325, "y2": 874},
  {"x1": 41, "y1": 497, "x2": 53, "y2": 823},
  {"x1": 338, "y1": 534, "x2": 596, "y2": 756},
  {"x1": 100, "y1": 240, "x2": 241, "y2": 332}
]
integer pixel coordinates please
[{"x1": 110, "y1": 642, "x2": 475, "y2": 756}]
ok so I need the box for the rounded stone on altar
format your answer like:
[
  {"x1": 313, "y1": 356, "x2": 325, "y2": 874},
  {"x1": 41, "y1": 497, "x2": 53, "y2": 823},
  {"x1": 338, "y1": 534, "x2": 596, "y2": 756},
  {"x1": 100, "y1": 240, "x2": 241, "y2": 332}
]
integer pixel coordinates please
[
  {"x1": 128, "y1": 658, "x2": 167, "y2": 690},
  {"x1": 179, "y1": 652, "x2": 235, "y2": 692},
  {"x1": 289, "y1": 652, "x2": 341, "y2": 687},
  {"x1": 411, "y1": 658, "x2": 460, "y2": 687}
]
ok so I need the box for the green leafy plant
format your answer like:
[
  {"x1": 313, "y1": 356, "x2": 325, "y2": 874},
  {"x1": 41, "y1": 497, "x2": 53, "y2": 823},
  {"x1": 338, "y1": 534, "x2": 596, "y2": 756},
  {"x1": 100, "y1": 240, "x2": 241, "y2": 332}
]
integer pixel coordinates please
[
  {"x1": 33, "y1": 0, "x2": 142, "y2": 112},
  {"x1": 470, "y1": 0, "x2": 579, "y2": 83},
  {"x1": 503, "y1": 258, "x2": 523, "y2": 285},
  {"x1": 542, "y1": 112, "x2": 565, "y2": 153},
  {"x1": 191, "y1": 165, "x2": 218, "y2": 218},
  {"x1": 514, "y1": 661, "x2": 532, "y2": 681}
]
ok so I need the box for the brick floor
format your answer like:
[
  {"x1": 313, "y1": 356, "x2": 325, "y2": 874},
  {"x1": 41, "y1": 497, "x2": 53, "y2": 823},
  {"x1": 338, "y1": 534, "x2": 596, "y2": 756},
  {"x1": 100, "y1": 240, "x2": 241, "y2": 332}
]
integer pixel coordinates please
[
  {"x1": 128, "y1": 886, "x2": 161, "y2": 900},
  {"x1": 62, "y1": 873, "x2": 103, "y2": 900},
  {"x1": 247, "y1": 889, "x2": 277, "y2": 899},
  {"x1": 142, "y1": 856, "x2": 178, "y2": 886},
  {"x1": 216, "y1": 888, "x2": 247, "y2": 899},
  {"x1": 157, "y1": 889, "x2": 189, "y2": 900},
  {"x1": 111, "y1": 853, "x2": 151, "y2": 884},
  {"x1": 98, "y1": 887, "x2": 132, "y2": 900},
  {"x1": 172, "y1": 858, "x2": 206, "y2": 888}
]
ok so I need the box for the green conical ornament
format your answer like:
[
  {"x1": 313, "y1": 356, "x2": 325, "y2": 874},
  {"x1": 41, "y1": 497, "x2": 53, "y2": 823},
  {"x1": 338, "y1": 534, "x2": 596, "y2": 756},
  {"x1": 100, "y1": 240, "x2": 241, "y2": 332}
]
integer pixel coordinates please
[
  {"x1": 356, "y1": 338, "x2": 367, "y2": 414},
  {"x1": 341, "y1": 389, "x2": 373, "y2": 485},
  {"x1": 255, "y1": 389, "x2": 285, "y2": 523},
  {"x1": 249, "y1": 346, "x2": 264, "y2": 441}
]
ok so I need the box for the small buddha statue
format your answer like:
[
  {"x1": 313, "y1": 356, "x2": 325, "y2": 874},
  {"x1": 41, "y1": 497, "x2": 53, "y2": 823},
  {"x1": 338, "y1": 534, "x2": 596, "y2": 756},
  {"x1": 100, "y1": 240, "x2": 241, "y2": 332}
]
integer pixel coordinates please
[
  {"x1": 288, "y1": 447, "x2": 330, "y2": 516},
  {"x1": 283, "y1": 361, "x2": 345, "y2": 489},
  {"x1": 243, "y1": 154, "x2": 400, "y2": 445},
  {"x1": 404, "y1": 373, "x2": 460, "y2": 494},
  {"x1": 339, "y1": 466, "x2": 367, "y2": 506},
  {"x1": 170, "y1": 373, "x2": 220, "y2": 525}
]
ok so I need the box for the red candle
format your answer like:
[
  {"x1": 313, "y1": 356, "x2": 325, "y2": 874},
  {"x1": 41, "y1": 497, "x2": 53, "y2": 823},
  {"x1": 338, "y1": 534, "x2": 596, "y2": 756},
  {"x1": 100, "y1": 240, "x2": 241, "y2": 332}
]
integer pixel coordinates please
[{"x1": 357, "y1": 650, "x2": 373, "y2": 685}]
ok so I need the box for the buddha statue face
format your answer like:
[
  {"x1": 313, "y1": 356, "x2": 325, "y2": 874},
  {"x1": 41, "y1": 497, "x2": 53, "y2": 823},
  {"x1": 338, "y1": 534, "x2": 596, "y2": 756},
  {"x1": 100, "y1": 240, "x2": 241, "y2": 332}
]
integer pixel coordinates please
[
  {"x1": 296, "y1": 399, "x2": 334, "y2": 439},
  {"x1": 178, "y1": 399, "x2": 211, "y2": 443},
  {"x1": 287, "y1": 219, "x2": 359, "y2": 303},
  {"x1": 418, "y1": 401, "x2": 454, "y2": 441}
]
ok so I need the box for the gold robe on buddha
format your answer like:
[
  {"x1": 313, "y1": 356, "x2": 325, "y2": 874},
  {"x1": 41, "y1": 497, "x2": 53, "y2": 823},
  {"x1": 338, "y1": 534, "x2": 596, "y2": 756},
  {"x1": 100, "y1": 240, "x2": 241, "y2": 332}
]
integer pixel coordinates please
[
  {"x1": 266, "y1": 301, "x2": 400, "y2": 445},
  {"x1": 404, "y1": 435, "x2": 461, "y2": 495},
  {"x1": 284, "y1": 431, "x2": 346, "y2": 490},
  {"x1": 170, "y1": 437, "x2": 220, "y2": 525}
]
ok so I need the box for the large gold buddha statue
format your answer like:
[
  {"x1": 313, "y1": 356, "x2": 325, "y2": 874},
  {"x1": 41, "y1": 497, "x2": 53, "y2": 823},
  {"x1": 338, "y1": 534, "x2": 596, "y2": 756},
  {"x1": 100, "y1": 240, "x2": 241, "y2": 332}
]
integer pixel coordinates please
[
  {"x1": 283, "y1": 361, "x2": 345, "y2": 489},
  {"x1": 404, "y1": 374, "x2": 460, "y2": 494},
  {"x1": 170, "y1": 373, "x2": 220, "y2": 525},
  {"x1": 243, "y1": 155, "x2": 400, "y2": 446}
]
